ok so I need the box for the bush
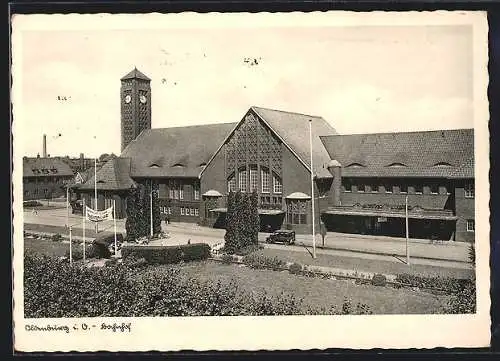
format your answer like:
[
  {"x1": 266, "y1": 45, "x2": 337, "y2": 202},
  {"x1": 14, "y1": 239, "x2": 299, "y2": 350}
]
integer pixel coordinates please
[
  {"x1": 234, "y1": 244, "x2": 263, "y2": 256},
  {"x1": 121, "y1": 243, "x2": 211, "y2": 265},
  {"x1": 289, "y1": 262, "x2": 303, "y2": 275},
  {"x1": 395, "y1": 273, "x2": 470, "y2": 293},
  {"x1": 51, "y1": 233, "x2": 63, "y2": 242},
  {"x1": 446, "y1": 277, "x2": 476, "y2": 314},
  {"x1": 23, "y1": 200, "x2": 43, "y2": 208},
  {"x1": 371, "y1": 274, "x2": 387, "y2": 287},
  {"x1": 468, "y1": 243, "x2": 475, "y2": 266},
  {"x1": 221, "y1": 254, "x2": 235, "y2": 264},
  {"x1": 65, "y1": 244, "x2": 99, "y2": 261},
  {"x1": 24, "y1": 251, "x2": 359, "y2": 317},
  {"x1": 243, "y1": 254, "x2": 286, "y2": 271},
  {"x1": 341, "y1": 298, "x2": 373, "y2": 315}
]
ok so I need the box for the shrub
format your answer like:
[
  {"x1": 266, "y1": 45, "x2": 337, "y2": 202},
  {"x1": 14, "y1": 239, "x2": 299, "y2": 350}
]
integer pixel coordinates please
[
  {"x1": 121, "y1": 243, "x2": 211, "y2": 265},
  {"x1": 468, "y1": 243, "x2": 476, "y2": 266},
  {"x1": 234, "y1": 244, "x2": 262, "y2": 256},
  {"x1": 221, "y1": 254, "x2": 235, "y2": 264},
  {"x1": 341, "y1": 298, "x2": 373, "y2": 315},
  {"x1": 51, "y1": 233, "x2": 63, "y2": 242},
  {"x1": 181, "y1": 243, "x2": 211, "y2": 261},
  {"x1": 23, "y1": 200, "x2": 43, "y2": 208},
  {"x1": 289, "y1": 262, "x2": 303, "y2": 275},
  {"x1": 446, "y1": 277, "x2": 476, "y2": 314},
  {"x1": 65, "y1": 244, "x2": 99, "y2": 261},
  {"x1": 395, "y1": 273, "x2": 470, "y2": 293},
  {"x1": 242, "y1": 254, "x2": 286, "y2": 271},
  {"x1": 371, "y1": 274, "x2": 387, "y2": 287}
]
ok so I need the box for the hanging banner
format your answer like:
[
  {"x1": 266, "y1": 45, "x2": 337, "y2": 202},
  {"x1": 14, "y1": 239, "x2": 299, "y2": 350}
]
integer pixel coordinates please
[{"x1": 85, "y1": 206, "x2": 113, "y2": 223}]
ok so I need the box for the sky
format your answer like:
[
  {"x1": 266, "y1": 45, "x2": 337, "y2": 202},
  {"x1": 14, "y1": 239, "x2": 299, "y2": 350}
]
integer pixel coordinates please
[{"x1": 16, "y1": 20, "x2": 473, "y2": 158}]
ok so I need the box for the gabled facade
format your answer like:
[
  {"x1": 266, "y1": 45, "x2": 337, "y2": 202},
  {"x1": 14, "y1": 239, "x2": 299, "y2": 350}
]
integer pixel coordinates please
[{"x1": 199, "y1": 106, "x2": 337, "y2": 233}]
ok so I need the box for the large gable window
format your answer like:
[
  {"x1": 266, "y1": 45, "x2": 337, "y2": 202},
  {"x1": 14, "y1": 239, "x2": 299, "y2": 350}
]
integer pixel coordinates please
[
  {"x1": 261, "y1": 167, "x2": 270, "y2": 193},
  {"x1": 227, "y1": 173, "x2": 236, "y2": 193},
  {"x1": 273, "y1": 173, "x2": 282, "y2": 194},
  {"x1": 249, "y1": 166, "x2": 258, "y2": 192},
  {"x1": 239, "y1": 168, "x2": 247, "y2": 192}
]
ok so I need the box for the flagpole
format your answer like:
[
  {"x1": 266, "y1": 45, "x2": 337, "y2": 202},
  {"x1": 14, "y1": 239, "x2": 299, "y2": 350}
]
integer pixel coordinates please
[
  {"x1": 69, "y1": 226, "x2": 73, "y2": 265},
  {"x1": 66, "y1": 186, "x2": 69, "y2": 228},
  {"x1": 406, "y1": 195, "x2": 410, "y2": 266},
  {"x1": 113, "y1": 199, "x2": 117, "y2": 256},
  {"x1": 150, "y1": 180, "x2": 153, "y2": 237},
  {"x1": 83, "y1": 198, "x2": 86, "y2": 263},
  {"x1": 309, "y1": 119, "x2": 316, "y2": 259}
]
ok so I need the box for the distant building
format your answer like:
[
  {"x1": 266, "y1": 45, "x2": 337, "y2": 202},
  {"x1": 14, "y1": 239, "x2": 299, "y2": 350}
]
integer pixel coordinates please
[
  {"x1": 76, "y1": 68, "x2": 475, "y2": 242},
  {"x1": 23, "y1": 156, "x2": 74, "y2": 201}
]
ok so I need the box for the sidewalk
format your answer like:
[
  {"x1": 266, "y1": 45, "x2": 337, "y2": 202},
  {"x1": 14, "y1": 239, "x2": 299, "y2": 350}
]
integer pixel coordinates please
[{"x1": 23, "y1": 210, "x2": 471, "y2": 263}]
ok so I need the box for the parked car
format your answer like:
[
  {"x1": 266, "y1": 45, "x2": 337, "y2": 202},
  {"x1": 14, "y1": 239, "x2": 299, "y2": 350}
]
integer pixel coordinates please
[
  {"x1": 265, "y1": 229, "x2": 296, "y2": 245},
  {"x1": 70, "y1": 200, "x2": 83, "y2": 215}
]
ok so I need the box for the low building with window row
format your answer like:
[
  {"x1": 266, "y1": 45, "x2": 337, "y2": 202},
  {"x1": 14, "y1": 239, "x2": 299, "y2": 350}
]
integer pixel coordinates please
[{"x1": 23, "y1": 156, "x2": 74, "y2": 201}]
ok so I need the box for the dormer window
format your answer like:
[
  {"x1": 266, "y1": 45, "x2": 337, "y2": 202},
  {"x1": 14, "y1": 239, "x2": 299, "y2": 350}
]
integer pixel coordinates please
[
  {"x1": 172, "y1": 163, "x2": 184, "y2": 168},
  {"x1": 346, "y1": 163, "x2": 364, "y2": 168},
  {"x1": 433, "y1": 162, "x2": 453, "y2": 167},
  {"x1": 387, "y1": 162, "x2": 407, "y2": 168},
  {"x1": 199, "y1": 162, "x2": 207, "y2": 168},
  {"x1": 149, "y1": 163, "x2": 160, "y2": 168}
]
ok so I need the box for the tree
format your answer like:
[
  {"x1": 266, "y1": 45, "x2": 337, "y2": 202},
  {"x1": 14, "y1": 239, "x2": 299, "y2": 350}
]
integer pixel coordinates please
[
  {"x1": 125, "y1": 187, "x2": 140, "y2": 241},
  {"x1": 152, "y1": 182, "x2": 162, "y2": 235},
  {"x1": 224, "y1": 191, "x2": 237, "y2": 253},
  {"x1": 223, "y1": 190, "x2": 259, "y2": 253}
]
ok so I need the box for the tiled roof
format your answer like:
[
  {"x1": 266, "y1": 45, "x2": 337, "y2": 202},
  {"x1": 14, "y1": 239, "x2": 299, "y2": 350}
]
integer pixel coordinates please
[
  {"x1": 120, "y1": 67, "x2": 151, "y2": 81},
  {"x1": 251, "y1": 107, "x2": 338, "y2": 178},
  {"x1": 320, "y1": 129, "x2": 474, "y2": 179},
  {"x1": 23, "y1": 157, "x2": 74, "y2": 177},
  {"x1": 121, "y1": 123, "x2": 238, "y2": 178},
  {"x1": 78, "y1": 157, "x2": 136, "y2": 190}
]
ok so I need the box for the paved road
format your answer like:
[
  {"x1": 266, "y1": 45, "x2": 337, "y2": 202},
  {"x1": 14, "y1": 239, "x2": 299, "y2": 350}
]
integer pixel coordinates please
[{"x1": 22, "y1": 208, "x2": 471, "y2": 268}]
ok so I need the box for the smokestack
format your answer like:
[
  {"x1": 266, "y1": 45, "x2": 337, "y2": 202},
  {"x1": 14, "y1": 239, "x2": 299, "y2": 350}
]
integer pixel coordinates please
[{"x1": 43, "y1": 134, "x2": 47, "y2": 158}]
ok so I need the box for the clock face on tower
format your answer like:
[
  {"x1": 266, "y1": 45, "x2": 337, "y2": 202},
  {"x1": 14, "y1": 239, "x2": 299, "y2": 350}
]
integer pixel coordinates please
[
  {"x1": 139, "y1": 94, "x2": 147, "y2": 104},
  {"x1": 124, "y1": 95, "x2": 131, "y2": 104}
]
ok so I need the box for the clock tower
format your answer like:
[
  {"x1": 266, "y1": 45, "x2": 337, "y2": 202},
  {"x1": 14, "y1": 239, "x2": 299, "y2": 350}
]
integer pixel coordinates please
[{"x1": 120, "y1": 67, "x2": 152, "y2": 151}]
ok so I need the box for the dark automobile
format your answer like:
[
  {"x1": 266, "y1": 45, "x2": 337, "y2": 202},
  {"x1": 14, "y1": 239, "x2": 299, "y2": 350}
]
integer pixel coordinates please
[
  {"x1": 265, "y1": 229, "x2": 296, "y2": 245},
  {"x1": 70, "y1": 200, "x2": 83, "y2": 215}
]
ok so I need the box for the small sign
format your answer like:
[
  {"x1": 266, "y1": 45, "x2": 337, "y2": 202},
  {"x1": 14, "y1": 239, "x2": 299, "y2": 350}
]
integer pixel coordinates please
[
  {"x1": 85, "y1": 206, "x2": 113, "y2": 222},
  {"x1": 377, "y1": 217, "x2": 387, "y2": 223}
]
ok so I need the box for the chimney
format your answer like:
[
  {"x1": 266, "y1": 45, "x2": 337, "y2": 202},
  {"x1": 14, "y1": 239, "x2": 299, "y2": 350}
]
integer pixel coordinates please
[
  {"x1": 43, "y1": 134, "x2": 47, "y2": 158},
  {"x1": 327, "y1": 160, "x2": 342, "y2": 206},
  {"x1": 80, "y1": 153, "x2": 84, "y2": 171}
]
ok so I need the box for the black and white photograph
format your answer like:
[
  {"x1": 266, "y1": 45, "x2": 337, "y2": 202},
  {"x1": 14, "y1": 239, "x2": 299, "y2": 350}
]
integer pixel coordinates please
[{"x1": 11, "y1": 11, "x2": 490, "y2": 351}]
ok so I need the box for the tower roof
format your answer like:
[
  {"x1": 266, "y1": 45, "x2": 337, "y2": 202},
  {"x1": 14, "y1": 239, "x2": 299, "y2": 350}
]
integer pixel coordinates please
[{"x1": 121, "y1": 67, "x2": 151, "y2": 81}]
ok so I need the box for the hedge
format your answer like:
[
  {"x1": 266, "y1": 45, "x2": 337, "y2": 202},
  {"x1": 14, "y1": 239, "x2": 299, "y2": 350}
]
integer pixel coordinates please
[
  {"x1": 395, "y1": 273, "x2": 471, "y2": 293},
  {"x1": 24, "y1": 251, "x2": 372, "y2": 317},
  {"x1": 23, "y1": 200, "x2": 43, "y2": 208},
  {"x1": 121, "y1": 243, "x2": 211, "y2": 265}
]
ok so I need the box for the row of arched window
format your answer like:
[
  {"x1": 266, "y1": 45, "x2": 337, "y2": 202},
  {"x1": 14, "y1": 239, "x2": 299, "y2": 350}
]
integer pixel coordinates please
[{"x1": 227, "y1": 165, "x2": 282, "y2": 194}]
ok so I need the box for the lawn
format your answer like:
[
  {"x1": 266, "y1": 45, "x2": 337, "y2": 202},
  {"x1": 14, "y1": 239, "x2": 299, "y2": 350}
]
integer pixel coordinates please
[
  {"x1": 24, "y1": 238, "x2": 70, "y2": 258},
  {"x1": 24, "y1": 223, "x2": 113, "y2": 239},
  {"x1": 145, "y1": 261, "x2": 451, "y2": 315},
  {"x1": 256, "y1": 247, "x2": 474, "y2": 279}
]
